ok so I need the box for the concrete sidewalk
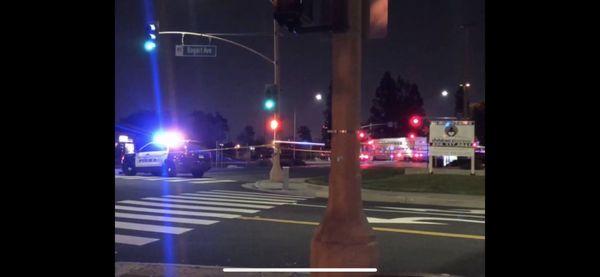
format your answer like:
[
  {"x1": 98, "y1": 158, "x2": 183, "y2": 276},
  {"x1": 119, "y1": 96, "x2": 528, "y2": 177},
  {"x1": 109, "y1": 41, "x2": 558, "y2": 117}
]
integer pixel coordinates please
[{"x1": 243, "y1": 179, "x2": 484, "y2": 209}]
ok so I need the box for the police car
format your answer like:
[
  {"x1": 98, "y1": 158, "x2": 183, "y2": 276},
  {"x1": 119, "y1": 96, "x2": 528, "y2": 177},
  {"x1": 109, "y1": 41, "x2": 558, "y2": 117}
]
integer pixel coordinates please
[{"x1": 121, "y1": 135, "x2": 211, "y2": 178}]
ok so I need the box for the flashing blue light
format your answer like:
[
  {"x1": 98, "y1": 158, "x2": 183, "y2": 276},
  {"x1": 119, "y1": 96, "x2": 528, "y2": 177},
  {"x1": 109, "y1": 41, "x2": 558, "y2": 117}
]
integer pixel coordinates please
[
  {"x1": 144, "y1": 40, "x2": 156, "y2": 52},
  {"x1": 152, "y1": 131, "x2": 184, "y2": 147}
]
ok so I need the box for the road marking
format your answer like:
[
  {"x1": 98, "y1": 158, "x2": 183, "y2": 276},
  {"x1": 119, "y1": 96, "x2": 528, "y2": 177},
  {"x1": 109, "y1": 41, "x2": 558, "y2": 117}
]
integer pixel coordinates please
[
  {"x1": 115, "y1": 234, "x2": 159, "y2": 246},
  {"x1": 165, "y1": 179, "x2": 197, "y2": 182},
  {"x1": 163, "y1": 195, "x2": 288, "y2": 205},
  {"x1": 212, "y1": 189, "x2": 308, "y2": 199},
  {"x1": 182, "y1": 193, "x2": 297, "y2": 203},
  {"x1": 199, "y1": 191, "x2": 307, "y2": 201},
  {"x1": 208, "y1": 190, "x2": 308, "y2": 200},
  {"x1": 377, "y1": 206, "x2": 485, "y2": 215},
  {"x1": 115, "y1": 176, "x2": 146, "y2": 180},
  {"x1": 115, "y1": 212, "x2": 219, "y2": 225},
  {"x1": 367, "y1": 217, "x2": 485, "y2": 225},
  {"x1": 115, "y1": 221, "x2": 192, "y2": 234},
  {"x1": 117, "y1": 200, "x2": 260, "y2": 214},
  {"x1": 190, "y1": 180, "x2": 237, "y2": 184},
  {"x1": 371, "y1": 227, "x2": 485, "y2": 240},
  {"x1": 235, "y1": 216, "x2": 485, "y2": 240},
  {"x1": 292, "y1": 203, "x2": 485, "y2": 219},
  {"x1": 115, "y1": 205, "x2": 240, "y2": 219},
  {"x1": 142, "y1": 197, "x2": 275, "y2": 209}
]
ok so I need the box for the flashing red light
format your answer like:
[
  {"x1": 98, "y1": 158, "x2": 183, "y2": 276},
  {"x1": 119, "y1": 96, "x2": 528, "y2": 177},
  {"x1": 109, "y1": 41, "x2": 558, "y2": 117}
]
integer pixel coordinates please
[
  {"x1": 359, "y1": 132, "x2": 365, "y2": 138},
  {"x1": 368, "y1": 140, "x2": 374, "y2": 145},
  {"x1": 270, "y1": 119, "x2": 279, "y2": 130},
  {"x1": 409, "y1": 115, "x2": 423, "y2": 128},
  {"x1": 408, "y1": 133, "x2": 416, "y2": 139}
]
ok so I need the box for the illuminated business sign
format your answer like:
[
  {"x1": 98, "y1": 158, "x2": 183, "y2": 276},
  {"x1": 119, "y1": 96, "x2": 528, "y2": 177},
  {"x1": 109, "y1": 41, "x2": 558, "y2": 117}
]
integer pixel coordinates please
[{"x1": 429, "y1": 120, "x2": 475, "y2": 157}]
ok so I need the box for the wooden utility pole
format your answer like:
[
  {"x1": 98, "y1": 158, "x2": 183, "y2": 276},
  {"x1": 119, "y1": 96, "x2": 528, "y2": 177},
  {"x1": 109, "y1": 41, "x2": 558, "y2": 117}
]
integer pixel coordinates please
[{"x1": 310, "y1": 0, "x2": 379, "y2": 274}]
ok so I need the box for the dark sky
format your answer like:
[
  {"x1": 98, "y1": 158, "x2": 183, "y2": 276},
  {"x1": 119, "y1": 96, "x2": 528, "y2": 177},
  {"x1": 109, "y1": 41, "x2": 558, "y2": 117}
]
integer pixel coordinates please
[{"x1": 115, "y1": 0, "x2": 485, "y2": 140}]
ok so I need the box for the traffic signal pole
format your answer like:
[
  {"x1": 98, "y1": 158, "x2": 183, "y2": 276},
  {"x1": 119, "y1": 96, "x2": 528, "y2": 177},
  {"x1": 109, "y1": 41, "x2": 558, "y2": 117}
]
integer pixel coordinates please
[
  {"x1": 270, "y1": 19, "x2": 284, "y2": 182},
  {"x1": 310, "y1": 0, "x2": 379, "y2": 274}
]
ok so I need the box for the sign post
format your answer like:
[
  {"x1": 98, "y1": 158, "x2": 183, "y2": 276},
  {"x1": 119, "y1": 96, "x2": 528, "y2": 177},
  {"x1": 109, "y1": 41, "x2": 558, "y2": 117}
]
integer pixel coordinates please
[{"x1": 175, "y1": 45, "x2": 217, "y2": 57}]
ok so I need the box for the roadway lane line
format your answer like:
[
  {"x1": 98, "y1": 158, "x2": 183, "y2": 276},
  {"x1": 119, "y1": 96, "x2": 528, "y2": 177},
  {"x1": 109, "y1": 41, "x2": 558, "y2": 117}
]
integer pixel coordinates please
[
  {"x1": 378, "y1": 206, "x2": 486, "y2": 215},
  {"x1": 163, "y1": 195, "x2": 288, "y2": 205},
  {"x1": 292, "y1": 203, "x2": 485, "y2": 219},
  {"x1": 212, "y1": 189, "x2": 308, "y2": 199},
  {"x1": 115, "y1": 221, "x2": 192, "y2": 234},
  {"x1": 115, "y1": 212, "x2": 219, "y2": 225},
  {"x1": 207, "y1": 190, "x2": 308, "y2": 200},
  {"x1": 199, "y1": 191, "x2": 307, "y2": 201},
  {"x1": 142, "y1": 197, "x2": 274, "y2": 209},
  {"x1": 115, "y1": 234, "x2": 159, "y2": 246},
  {"x1": 114, "y1": 205, "x2": 240, "y2": 219},
  {"x1": 117, "y1": 200, "x2": 260, "y2": 214},
  {"x1": 115, "y1": 176, "x2": 147, "y2": 180},
  {"x1": 235, "y1": 216, "x2": 485, "y2": 240},
  {"x1": 190, "y1": 180, "x2": 237, "y2": 184},
  {"x1": 181, "y1": 193, "x2": 297, "y2": 203}
]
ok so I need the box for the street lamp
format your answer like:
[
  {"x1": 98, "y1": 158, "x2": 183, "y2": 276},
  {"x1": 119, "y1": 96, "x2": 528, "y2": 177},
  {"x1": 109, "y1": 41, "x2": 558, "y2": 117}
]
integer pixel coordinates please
[
  {"x1": 441, "y1": 90, "x2": 448, "y2": 97},
  {"x1": 465, "y1": 83, "x2": 471, "y2": 87},
  {"x1": 315, "y1": 93, "x2": 323, "y2": 101}
]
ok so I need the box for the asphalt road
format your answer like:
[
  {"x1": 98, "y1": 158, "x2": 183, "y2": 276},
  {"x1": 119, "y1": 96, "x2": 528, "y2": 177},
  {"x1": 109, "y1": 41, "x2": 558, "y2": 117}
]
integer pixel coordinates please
[{"x1": 115, "y1": 166, "x2": 484, "y2": 277}]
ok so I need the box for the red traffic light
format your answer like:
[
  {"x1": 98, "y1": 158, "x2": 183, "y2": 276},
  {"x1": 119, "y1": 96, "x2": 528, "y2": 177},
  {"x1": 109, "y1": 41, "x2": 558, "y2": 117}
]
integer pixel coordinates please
[
  {"x1": 409, "y1": 115, "x2": 423, "y2": 128},
  {"x1": 270, "y1": 119, "x2": 280, "y2": 130}
]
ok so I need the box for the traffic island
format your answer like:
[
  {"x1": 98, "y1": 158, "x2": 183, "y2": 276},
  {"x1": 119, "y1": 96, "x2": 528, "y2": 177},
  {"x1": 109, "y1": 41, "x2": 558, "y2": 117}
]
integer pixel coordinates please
[{"x1": 244, "y1": 176, "x2": 484, "y2": 209}]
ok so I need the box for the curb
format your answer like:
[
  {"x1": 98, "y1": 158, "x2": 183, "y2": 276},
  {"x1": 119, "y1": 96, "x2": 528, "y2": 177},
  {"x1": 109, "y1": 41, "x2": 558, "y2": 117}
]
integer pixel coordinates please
[
  {"x1": 116, "y1": 262, "x2": 308, "y2": 277},
  {"x1": 243, "y1": 180, "x2": 484, "y2": 209}
]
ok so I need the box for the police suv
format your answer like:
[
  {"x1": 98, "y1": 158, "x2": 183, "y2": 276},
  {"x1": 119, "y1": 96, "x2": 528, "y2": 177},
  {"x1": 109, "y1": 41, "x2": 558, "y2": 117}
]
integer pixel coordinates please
[{"x1": 121, "y1": 140, "x2": 211, "y2": 177}]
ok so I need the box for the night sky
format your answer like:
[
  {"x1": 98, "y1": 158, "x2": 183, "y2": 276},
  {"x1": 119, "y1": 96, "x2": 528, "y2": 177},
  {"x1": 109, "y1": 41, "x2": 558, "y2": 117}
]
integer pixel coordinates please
[{"x1": 115, "y1": 0, "x2": 485, "y2": 140}]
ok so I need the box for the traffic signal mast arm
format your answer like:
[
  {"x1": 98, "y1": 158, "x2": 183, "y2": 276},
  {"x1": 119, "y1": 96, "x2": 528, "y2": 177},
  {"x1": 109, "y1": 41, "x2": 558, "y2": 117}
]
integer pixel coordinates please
[{"x1": 158, "y1": 31, "x2": 275, "y2": 65}]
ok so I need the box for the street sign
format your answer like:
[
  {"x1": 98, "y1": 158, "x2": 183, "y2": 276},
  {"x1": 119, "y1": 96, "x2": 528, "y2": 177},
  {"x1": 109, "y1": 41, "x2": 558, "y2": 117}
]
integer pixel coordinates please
[{"x1": 175, "y1": 45, "x2": 217, "y2": 57}]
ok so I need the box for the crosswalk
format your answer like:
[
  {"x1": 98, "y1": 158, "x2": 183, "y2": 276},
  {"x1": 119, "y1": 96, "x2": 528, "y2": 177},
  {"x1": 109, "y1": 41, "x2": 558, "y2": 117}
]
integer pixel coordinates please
[
  {"x1": 115, "y1": 189, "x2": 312, "y2": 246},
  {"x1": 115, "y1": 175, "x2": 238, "y2": 184}
]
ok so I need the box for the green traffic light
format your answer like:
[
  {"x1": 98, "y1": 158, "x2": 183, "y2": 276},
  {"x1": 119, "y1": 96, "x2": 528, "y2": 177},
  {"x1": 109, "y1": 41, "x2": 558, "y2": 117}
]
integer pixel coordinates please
[{"x1": 264, "y1": 99, "x2": 275, "y2": 110}]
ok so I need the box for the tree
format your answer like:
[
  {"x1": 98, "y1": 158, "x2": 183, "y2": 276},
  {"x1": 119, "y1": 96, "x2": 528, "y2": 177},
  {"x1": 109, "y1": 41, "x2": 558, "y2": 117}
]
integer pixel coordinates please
[
  {"x1": 236, "y1": 125, "x2": 256, "y2": 146},
  {"x1": 470, "y1": 101, "x2": 485, "y2": 145},
  {"x1": 321, "y1": 83, "x2": 333, "y2": 148},
  {"x1": 368, "y1": 71, "x2": 398, "y2": 138},
  {"x1": 117, "y1": 110, "x2": 172, "y2": 147},
  {"x1": 188, "y1": 110, "x2": 230, "y2": 148},
  {"x1": 297, "y1": 126, "x2": 313, "y2": 142},
  {"x1": 367, "y1": 72, "x2": 426, "y2": 138}
]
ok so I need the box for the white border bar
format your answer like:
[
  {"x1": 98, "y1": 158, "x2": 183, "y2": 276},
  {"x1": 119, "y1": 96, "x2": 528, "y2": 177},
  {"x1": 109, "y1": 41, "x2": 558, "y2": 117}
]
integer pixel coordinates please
[{"x1": 222, "y1": 268, "x2": 377, "y2": 273}]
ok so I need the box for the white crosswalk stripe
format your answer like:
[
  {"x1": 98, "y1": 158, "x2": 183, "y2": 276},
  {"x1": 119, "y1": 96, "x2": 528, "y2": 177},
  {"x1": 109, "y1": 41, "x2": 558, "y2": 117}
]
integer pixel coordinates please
[
  {"x1": 211, "y1": 189, "x2": 308, "y2": 199},
  {"x1": 115, "y1": 234, "x2": 159, "y2": 246},
  {"x1": 181, "y1": 193, "x2": 297, "y2": 203},
  {"x1": 115, "y1": 212, "x2": 219, "y2": 225},
  {"x1": 115, "y1": 189, "x2": 313, "y2": 248},
  {"x1": 189, "y1": 179, "x2": 237, "y2": 184},
  {"x1": 163, "y1": 195, "x2": 289, "y2": 205},
  {"x1": 117, "y1": 200, "x2": 260, "y2": 214},
  {"x1": 115, "y1": 175, "x2": 237, "y2": 184},
  {"x1": 115, "y1": 205, "x2": 240, "y2": 219},
  {"x1": 204, "y1": 190, "x2": 307, "y2": 200},
  {"x1": 115, "y1": 221, "x2": 192, "y2": 234},
  {"x1": 142, "y1": 197, "x2": 275, "y2": 209}
]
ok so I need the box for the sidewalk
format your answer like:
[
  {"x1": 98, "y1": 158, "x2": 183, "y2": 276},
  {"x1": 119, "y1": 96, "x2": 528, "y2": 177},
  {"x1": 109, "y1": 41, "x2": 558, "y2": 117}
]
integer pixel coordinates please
[
  {"x1": 243, "y1": 179, "x2": 484, "y2": 209},
  {"x1": 116, "y1": 262, "x2": 307, "y2": 277}
]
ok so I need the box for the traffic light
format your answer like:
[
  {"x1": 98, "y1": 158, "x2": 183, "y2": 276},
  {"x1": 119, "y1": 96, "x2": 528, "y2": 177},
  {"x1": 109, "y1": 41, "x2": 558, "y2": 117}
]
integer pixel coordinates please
[
  {"x1": 264, "y1": 84, "x2": 278, "y2": 111},
  {"x1": 144, "y1": 22, "x2": 158, "y2": 52},
  {"x1": 270, "y1": 118, "x2": 280, "y2": 131},
  {"x1": 409, "y1": 115, "x2": 423, "y2": 128},
  {"x1": 274, "y1": 0, "x2": 348, "y2": 33}
]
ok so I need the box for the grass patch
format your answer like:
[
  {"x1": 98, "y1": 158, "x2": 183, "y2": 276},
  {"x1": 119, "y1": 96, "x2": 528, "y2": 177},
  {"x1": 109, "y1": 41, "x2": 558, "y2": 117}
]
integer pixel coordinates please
[{"x1": 305, "y1": 167, "x2": 484, "y2": 196}]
